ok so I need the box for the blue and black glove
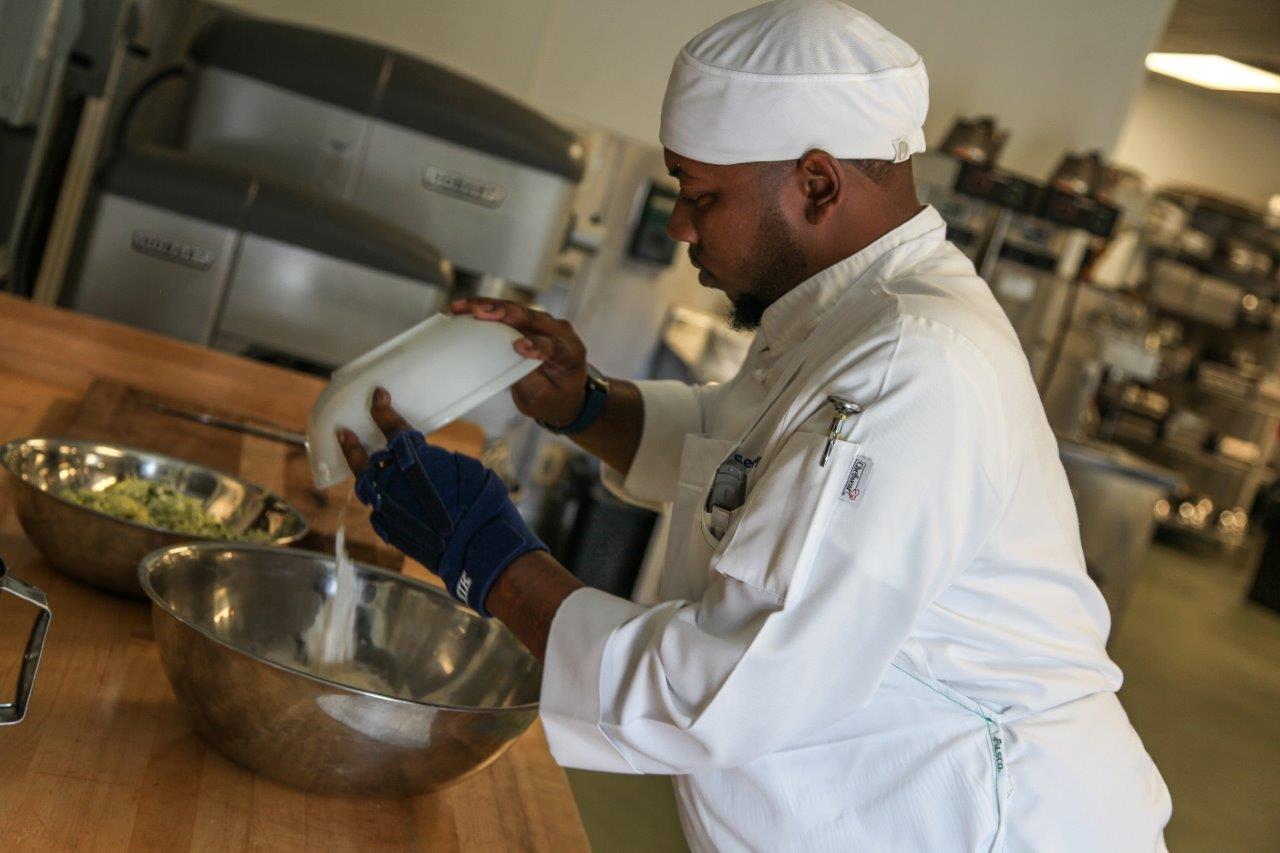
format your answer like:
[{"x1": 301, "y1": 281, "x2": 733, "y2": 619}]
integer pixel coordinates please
[{"x1": 354, "y1": 429, "x2": 546, "y2": 615}]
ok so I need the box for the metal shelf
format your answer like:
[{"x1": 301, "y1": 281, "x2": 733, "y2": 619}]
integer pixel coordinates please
[
  {"x1": 1156, "y1": 516, "x2": 1248, "y2": 551},
  {"x1": 1157, "y1": 442, "x2": 1258, "y2": 474},
  {"x1": 1180, "y1": 382, "x2": 1280, "y2": 418},
  {"x1": 1149, "y1": 370, "x2": 1280, "y2": 418}
]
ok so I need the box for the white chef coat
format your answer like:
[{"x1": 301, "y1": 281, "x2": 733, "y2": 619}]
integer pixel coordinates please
[{"x1": 540, "y1": 207, "x2": 1171, "y2": 852}]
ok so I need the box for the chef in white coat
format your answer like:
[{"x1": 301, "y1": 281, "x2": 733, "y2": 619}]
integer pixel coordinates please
[{"x1": 340, "y1": 1, "x2": 1172, "y2": 849}]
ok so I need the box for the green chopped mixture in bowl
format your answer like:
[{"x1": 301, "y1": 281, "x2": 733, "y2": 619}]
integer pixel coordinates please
[{"x1": 65, "y1": 477, "x2": 275, "y2": 543}]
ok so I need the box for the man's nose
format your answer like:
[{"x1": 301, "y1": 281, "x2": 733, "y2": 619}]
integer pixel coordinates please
[{"x1": 666, "y1": 201, "x2": 697, "y2": 245}]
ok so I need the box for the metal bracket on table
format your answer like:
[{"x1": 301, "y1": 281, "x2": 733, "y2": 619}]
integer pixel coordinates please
[{"x1": 0, "y1": 558, "x2": 52, "y2": 726}]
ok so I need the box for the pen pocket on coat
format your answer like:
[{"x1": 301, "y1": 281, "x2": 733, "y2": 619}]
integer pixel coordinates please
[
  {"x1": 662, "y1": 434, "x2": 741, "y2": 602},
  {"x1": 710, "y1": 431, "x2": 861, "y2": 603}
]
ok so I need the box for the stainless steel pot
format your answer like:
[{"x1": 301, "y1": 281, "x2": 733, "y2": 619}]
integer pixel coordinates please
[
  {"x1": 139, "y1": 544, "x2": 541, "y2": 795},
  {"x1": 1, "y1": 438, "x2": 308, "y2": 598},
  {"x1": 0, "y1": 557, "x2": 51, "y2": 725}
]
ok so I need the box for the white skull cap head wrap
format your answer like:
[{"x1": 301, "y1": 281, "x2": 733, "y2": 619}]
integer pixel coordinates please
[{"x1": 660, "y1": 0, "x2": 929, "y2": 166}]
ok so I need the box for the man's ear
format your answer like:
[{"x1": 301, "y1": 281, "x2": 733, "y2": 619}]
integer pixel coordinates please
[{"x1": 798, "y1": 150, "x2": 845, "y2": 225}]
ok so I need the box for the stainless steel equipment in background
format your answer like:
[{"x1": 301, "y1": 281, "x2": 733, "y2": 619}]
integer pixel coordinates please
[
  {"x1": 68, "y1": 148, "x2": 452, "y2": 369},
  {"x1": 1058, "y1": 440, "x2": 1182, "y2": 644},
  {"x1": 181, "y1": 15, "x2": 585, "y2": 296},
  {"x1": 913, "y1": 117, "x2": 1011, "y2": 264},
  {"x1": 0, "y1": 1, "x2": 84, "y2": 129},
  {"x1": 978, "y1": 160, "x2": 1121, "y2": 388},
  {"x1": 913, "y1": 152, "x2": 1002, "y2": 264},
  {"x1": 913, "y1": 129, "x2": 1124, "y2": 395},
  {"x1": 1040, "y1": 283, "x2": 1159, "y2": 437},
  {"x1": 1032, "y1": 180, "x2": 1280, "y2": 551},
  {"x1": 1104, "y1": 192, "x2": 1280, "y2": 548},
  {"x1": 0, "y1": 0, "x2": 85, "y2": 289},
  {"x1": 650, "y1": 303, "x2": 753, "y2": 385},
  {"x1": 5, "y1": 4, "x2": 587, "y2": 375}
]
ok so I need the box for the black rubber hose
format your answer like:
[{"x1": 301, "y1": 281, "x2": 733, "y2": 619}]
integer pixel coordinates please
[{"x1": 112, "y1": 64, "x2": 191, "y2": 154}]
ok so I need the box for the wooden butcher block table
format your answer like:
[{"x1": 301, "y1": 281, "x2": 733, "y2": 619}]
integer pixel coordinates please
[{"x1": 0, "y1": 295, "x2": 587, "y2": 852}]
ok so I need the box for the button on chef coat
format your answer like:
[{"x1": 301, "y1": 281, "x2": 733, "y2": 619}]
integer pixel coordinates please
[{"x1": 540, "y1": 207, "x2": 1171, "y2": 852}]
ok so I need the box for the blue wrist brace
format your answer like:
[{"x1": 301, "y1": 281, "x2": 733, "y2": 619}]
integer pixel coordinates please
[{"x1": 354, "y1": 430, "x2": 546, "y2": 615}]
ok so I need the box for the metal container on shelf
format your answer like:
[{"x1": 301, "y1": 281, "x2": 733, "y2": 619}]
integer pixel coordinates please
[
  {"x1": 1148, "y1": 257, "x2": 1243, "y2": 329},
  {"x1": 1222, "y1": 236, "x2": 1274, "y2": 279},
  {"x1": 0, "y1": 557, "x2": 51, "y2": 726},
  {"x1": 1049, "y1": 150, "x2": 1107, "y2": 198},
  {"x1": 937, "y1": 116, "x2": 1008, "y2": 165},
  {"x1": 1058, "y1": 440, "x2": 1182, "y2": 641},
  {"x1": 1162, "y1": 410, "x2": 1211, "y2": 450},
  {"x1": 1197, "y1": 361, "x2": 1253, "y2": 397}
]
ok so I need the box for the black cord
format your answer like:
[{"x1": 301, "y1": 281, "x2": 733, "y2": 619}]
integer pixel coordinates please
[{"x1": 112, "y1": 64, "x2": 190, "y2": 154}]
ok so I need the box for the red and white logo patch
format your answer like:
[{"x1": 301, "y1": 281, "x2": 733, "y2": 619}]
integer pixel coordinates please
[{"x1": 839, "y1": 456, "x2": 872, "y2": 505}]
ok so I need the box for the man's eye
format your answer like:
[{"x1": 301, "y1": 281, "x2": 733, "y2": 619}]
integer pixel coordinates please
[{"x1": 681, "y1": 193, "x2": 714, "y2": 209}]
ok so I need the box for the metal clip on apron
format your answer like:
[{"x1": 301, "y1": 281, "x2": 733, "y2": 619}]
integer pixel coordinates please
[{"x1": 0, "y1": 557, "x2": 52, "y2": 725}]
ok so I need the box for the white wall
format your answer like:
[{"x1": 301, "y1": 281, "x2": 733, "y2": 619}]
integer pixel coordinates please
[
  {"x1": 1113, "y1": 73, "x2": 1280, "y2": 208},
  {"x1": 565, "y1": 133, "x2": 732, "y2": 380},
  {"x1": 214, "y1": 0, "x2": 1174, "y2": 178}
]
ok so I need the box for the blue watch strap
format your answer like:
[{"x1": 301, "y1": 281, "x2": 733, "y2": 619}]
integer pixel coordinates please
[{"x1": 541, "y1": 375, "x2": 608, "y2": 436}]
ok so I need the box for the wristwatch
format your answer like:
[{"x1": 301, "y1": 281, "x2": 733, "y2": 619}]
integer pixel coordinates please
[{"x1": 539, "y1": 365, "x2": 611, "y2": 435}]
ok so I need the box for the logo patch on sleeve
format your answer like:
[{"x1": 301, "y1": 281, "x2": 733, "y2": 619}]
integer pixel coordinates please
[{"x1": 839, "y1": 455, "x2": 872, "y2": 505}]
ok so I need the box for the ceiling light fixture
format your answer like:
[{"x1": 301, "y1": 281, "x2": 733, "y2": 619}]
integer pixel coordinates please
[{"x1": 1145, "y1": 53, "x2": 1280, "y2": 93}]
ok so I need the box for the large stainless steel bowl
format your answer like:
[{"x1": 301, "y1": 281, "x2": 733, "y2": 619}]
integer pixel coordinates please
[
  {"x1": 139, "y1": 543, "x2": 541, "y2": 795},
  {"x1": 1, "y1": 438, "x2": 308, "y2": 597}
]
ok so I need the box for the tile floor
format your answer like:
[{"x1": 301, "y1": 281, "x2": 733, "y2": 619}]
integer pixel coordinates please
[
  {"x1": 566, "y1": 538, "x2": 1280, "y2": 851},
  {"x1": 1109, "y1": 536, "x2": 1280, "y2": 851}
]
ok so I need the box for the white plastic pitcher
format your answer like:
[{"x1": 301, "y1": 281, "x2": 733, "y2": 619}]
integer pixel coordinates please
[{"x1": 306, "y1": 314, "x2": 539, "y2": 488}]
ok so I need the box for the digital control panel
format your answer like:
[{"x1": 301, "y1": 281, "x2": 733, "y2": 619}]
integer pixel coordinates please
[
  {"x1": 627, "y1": 182, "x2": 679, "y2": 265},
  {"x1": 953, "y1": 162, "x2": 1119, "y2": 238},
  {"x1": 954, "y1": 161, "x2": 1040, "y2": 213},
  {"x1": 1040, "y1": 187, "x2": 1119, "y2": 238}
]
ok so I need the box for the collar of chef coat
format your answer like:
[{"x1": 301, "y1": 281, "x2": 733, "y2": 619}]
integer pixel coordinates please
[{"x1": 756, "y1": 205, "x2": 947, "y2": 357}]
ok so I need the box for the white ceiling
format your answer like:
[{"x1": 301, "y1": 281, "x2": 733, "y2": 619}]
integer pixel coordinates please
[{"x1": 1157, "y1": 0, "x2": 1280, "y2": 112}]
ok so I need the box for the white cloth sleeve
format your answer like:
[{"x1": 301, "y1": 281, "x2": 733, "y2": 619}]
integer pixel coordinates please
[
  {"x1": 600, "y1": 379, "x2": 708, "y2": 508},
  {"x1": 541, "y1": 320, "x2": 1006, "y2": 773}
]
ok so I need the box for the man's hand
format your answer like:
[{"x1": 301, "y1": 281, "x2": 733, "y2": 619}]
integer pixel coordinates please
[
  {"x1": 450, "y1": 297, "x2": 645, "y2": 476},
  {"x1": 336, "y1": 389, "x2": 547, "y2": 615},
  {"x1": 337, "y1": 388, "x2": 584, "y2": 658},
  {"x1": 450, "y1": 298, "x2": 589, "y2": 428}
]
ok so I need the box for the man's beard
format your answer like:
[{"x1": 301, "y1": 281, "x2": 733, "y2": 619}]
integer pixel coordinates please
[{"x1": 727, "y1": 199, "x2": 807, "y2": 331}]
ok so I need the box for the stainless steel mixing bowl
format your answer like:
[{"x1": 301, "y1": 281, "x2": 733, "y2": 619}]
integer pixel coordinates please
[
  {"x1": 1, "y1": 438, "x2": 308, "y2": 597},
  {"x1": 139, "y1": 543, "x2": 541, "y2": 795}
]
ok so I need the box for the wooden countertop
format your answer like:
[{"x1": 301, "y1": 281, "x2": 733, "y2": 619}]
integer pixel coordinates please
[{"x1": 0, "y1": 295, "x2": 588, "y2": 851}]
